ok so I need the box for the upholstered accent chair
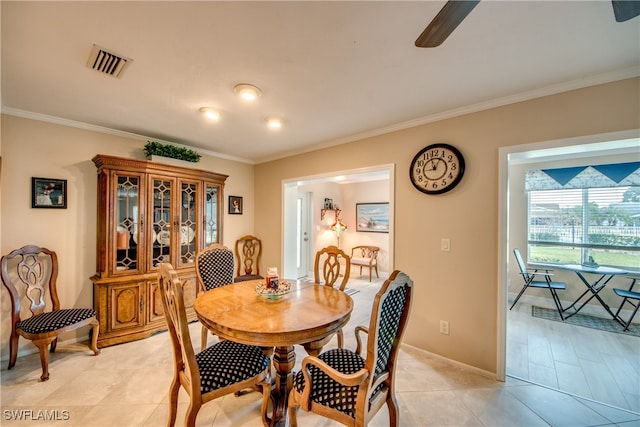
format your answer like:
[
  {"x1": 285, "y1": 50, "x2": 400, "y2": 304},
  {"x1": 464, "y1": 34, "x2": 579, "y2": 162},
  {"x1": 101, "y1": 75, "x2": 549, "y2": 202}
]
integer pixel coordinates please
[
  {"x1": 313, "y1": 245, "x2": 351, "y2": 349},
  {"x1": 288, "y1": 270, "x2": 413, "y2": 427},
  {"x1": 158, "y1": 263, "x2": 271, "y2": 427},
  {"x1": 195, "y1": 244, "x2": 235, "y2": 349},
  {"x1": 350, "y1": 246, "x2": 380, "y2": 282},
  {"x1": 233, "y1": 234, "x2": 263, "y2": 282},
  {"x1": 1, "y1": 245, "x2": 99, "y2": 381}
]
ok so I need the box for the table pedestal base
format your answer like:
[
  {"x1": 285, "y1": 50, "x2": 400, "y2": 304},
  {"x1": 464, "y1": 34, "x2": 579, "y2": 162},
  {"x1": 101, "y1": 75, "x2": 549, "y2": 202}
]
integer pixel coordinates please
[{"x1": 268, "y1": 345, "x2": 296, "y2": 427}]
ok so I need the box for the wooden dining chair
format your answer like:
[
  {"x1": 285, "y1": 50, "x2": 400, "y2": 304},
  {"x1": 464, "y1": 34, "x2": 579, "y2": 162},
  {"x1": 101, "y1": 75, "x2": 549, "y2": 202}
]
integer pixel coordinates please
[
  {"x1": 613, "y1": 275, "x2": 640, "y2": 331},
  {"x1": 1, "y1": 245, "x2": 100, "y2": 381},
  {"x1": 195, "y1": 244, "x2": 234, "y2": 349},
  {"x1": 312, "y1": 245, "x2": 351, "y2": 348},
  {"x1": 350, "y1": 246, "x2": 380, "y2": 282},
  {"x1": 158, "y1": 263, "x2": 271, "y2": 427},
  {"x1": 288, "y1": 270, "x2": 413, "y2": 427},
  {"x1": 233, "y1": 234, "x2": 264, "y2": 282},
  {"x1": 314, "y1": 245, "x2": 351, "y2": 291},
  {"x1": 510, "y1": 248, "x2": 566, "y2": 319}
]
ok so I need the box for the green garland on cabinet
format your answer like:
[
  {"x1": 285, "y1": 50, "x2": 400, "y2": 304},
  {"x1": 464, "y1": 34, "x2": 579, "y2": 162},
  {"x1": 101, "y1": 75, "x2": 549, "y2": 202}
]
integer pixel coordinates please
[{"x1": 143, "y1": 141, "x2": 201, "y2": 163}]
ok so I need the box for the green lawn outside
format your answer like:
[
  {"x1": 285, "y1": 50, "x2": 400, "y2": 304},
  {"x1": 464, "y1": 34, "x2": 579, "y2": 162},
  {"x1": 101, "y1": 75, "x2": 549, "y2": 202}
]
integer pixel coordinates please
[{"x1": 529, "y1": 246, "x2": 640, "y2": 270}]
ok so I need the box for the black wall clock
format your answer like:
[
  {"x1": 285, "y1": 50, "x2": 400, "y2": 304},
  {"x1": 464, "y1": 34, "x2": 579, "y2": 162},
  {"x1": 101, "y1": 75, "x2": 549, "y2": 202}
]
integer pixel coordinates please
[{"x1": 409, "y1": 143, "x2": 465, "y2": 194}]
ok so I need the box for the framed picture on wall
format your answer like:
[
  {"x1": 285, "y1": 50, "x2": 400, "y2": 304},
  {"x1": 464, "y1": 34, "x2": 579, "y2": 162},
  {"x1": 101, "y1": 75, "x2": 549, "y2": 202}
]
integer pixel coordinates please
[
  {"x1": 356, "y1": 203, "x2": 389, "y2": 233},
  {"x1": 32, "y1": 177, "x2": 67, "y2": 209},
  {"x1": 229, "y1": 196, "x2": 243, "y2": 215}
]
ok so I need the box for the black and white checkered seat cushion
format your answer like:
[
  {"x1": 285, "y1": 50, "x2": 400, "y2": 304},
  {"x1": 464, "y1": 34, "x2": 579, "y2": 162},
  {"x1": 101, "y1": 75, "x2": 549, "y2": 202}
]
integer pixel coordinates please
[
  {"x1": 196, "y1": 340, "x2": 269, "y2": 394},
  {"x1": 292, "y1": 348, "x2": 365, "y2": 418},
  {"x1": 17, "y1": 308, "x2": 96, "y2": 334},
  {"x1": 197, "y1": 249, "x2": 234, "y2": 290},
  {"x1": 292, "y1": 285, "x2": 409, "y2": 418}
]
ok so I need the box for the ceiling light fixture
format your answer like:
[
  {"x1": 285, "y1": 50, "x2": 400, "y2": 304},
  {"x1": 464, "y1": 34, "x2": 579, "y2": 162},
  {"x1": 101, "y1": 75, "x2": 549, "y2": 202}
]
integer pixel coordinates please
[
  {"x1": 199, "y1": 107, "x2": 221, "y2": 121},
  {"x1": 233, "y1": 83, "x2": 262, "y2": 101},
  {"x1": 266, "y1": 117, "x2": 282, "y2": 129}
]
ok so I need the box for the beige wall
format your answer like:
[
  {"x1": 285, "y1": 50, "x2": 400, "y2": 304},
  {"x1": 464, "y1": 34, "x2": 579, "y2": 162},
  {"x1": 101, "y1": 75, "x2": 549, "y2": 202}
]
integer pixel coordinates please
[
  {"x1": 0, "y1": 115, "x2": 255, "y2": 358},
  {"x1": 299, "y1": 179, "x2": 390, "y2": 274},
  {"x1": 254, "y1": 77, "x2": 640, "y2": 373},
  {"x1": 1, "y1": 78, "x2": 638, "y2": 371}
]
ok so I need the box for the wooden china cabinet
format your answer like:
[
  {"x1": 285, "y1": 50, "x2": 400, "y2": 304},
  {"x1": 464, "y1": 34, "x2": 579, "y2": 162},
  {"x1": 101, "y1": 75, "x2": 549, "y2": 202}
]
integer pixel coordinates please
[{"x1": 91, "y1": 154, "x2": 227, "y2": 348}]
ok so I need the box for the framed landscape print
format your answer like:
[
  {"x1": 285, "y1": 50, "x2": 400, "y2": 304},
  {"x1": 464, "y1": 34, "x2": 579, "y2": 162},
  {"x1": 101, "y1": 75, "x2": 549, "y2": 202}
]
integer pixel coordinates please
[
  {"x1": 32, "y1": 177, "x2": 67, "y2": 209},
  {"x1": 356, "y1": 202, "x2": 389, "y2": 233}
]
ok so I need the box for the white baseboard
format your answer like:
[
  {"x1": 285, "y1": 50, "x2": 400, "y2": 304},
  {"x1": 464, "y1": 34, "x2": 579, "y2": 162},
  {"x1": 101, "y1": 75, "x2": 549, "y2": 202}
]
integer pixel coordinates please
[
  {"x1": 0, "y1": 333, "x2": 92, "y2": 364},
  {"x1": 400, "y1": 342, "x2": 497, "y2": 380}
]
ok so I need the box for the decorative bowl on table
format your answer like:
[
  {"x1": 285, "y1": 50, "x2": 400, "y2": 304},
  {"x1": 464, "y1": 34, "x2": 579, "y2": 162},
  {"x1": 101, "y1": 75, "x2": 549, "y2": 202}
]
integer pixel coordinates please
[{"x1": 255, "y1": 279, "x2": 292, "y2": 299}]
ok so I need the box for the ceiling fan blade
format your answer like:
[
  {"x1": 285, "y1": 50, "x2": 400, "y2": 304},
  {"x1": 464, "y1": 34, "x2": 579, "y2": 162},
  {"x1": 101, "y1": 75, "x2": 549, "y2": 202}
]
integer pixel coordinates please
[
  {"x1": 611, "y1": 0, "x2": 640, "y2": 22},
  {"x1": 415, "y1": 0, "x2": 480, "y2": 48}
]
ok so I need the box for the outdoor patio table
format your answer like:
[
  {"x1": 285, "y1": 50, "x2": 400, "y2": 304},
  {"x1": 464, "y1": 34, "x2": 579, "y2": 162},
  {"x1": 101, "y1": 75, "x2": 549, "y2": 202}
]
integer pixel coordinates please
[{"x1": 554, "y1": 264, "x2": 628, "y2": 325}]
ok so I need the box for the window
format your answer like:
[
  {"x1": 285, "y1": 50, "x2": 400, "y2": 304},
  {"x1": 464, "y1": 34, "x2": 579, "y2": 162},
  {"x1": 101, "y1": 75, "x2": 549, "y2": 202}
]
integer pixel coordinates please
[{"x1": 526, "y1": 163, "x2": 640, "y2": 270}]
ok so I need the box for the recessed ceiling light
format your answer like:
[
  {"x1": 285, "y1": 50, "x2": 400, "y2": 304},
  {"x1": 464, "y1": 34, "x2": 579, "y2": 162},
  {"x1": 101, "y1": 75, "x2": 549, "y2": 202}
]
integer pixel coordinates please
[
  {"x1": 233, "y1": 83, "x2": 262, "y2": 101},
  {"x1": 266, "y1": 117, "x2": 282, "y2": 129},
  {"x1": 199, "y1": 107, "x2": 220, "y2": 121}
]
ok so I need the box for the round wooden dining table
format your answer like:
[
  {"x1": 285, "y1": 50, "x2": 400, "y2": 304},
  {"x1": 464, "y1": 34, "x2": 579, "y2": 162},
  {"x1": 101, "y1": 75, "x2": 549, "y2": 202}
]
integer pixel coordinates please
[{"x1": 193, "y1": 278, "x2": 353, "y2": 427}]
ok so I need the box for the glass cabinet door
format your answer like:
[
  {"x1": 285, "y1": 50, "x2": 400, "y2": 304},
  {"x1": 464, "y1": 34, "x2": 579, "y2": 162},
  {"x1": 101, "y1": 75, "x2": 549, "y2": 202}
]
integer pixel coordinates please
[
  {"x1": 204, "y1": 183, "x2": 219, "y2": 246},
  {"x1": 150, "y1": 178, "x2": 173, "y2": 269},
  {"x1": 178, "y1": 180, "x2": 199, "y2": 266},
  {"x1": 114, "y1": 174, "x2": 140, "y2": 273}
]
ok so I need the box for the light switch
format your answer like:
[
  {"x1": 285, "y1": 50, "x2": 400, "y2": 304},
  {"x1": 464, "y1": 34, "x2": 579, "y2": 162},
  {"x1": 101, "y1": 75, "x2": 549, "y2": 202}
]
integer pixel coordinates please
[{"x1": 441, "y1": 238, "x2": 450, "y2": 252}]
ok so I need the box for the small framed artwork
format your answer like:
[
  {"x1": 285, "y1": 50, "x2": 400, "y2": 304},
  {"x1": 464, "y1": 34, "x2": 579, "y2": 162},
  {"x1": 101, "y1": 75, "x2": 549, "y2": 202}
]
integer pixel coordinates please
[
  {"x1": 356, "y1": 202, "x2": 389, "y2": 233},
  {"x1": 32, "y1": 177, "x2": 67, "y2": 209},
  {"x1": 229, "y1": 196, "x2": 243, "y2": 215}
]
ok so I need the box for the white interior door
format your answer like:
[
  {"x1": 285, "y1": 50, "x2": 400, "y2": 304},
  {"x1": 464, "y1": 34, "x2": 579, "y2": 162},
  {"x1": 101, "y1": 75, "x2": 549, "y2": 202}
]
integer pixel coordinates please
[{"x1": 295, "y1": 191, "x2": 311, "y2": 278}]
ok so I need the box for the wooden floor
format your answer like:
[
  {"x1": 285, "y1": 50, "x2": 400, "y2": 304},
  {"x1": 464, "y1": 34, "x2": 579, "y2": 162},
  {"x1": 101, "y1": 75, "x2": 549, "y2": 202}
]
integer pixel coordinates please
[{"x1": 507, "y1": 298, "x2": 640, "y2": 414}]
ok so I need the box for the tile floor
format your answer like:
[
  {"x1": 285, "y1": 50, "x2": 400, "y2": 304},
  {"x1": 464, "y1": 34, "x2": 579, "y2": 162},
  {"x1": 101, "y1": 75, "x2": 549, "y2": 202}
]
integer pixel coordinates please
[{"x1": 1, "y1": 275, "x2": 639, "y2": 426}]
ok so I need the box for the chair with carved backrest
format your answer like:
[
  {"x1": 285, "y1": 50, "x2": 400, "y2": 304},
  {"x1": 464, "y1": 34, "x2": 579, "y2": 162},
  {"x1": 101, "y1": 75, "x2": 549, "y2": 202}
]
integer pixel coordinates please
[
  {"x1": 158, "y1": 263, "x2": 271, "y2": 427},
  {"x1": 234, "y1": 235, "x2": 264, "y2": 282},
  {"x1": 195, "y1": 244, "x2": 235, "y2": 350},
  {"x1": 288, "y1": 270, "x2": 413, "y2": 427},
  {"x1": 0, "y1": 245, "x2": 100, "y2": 381},
  {"x1": 311, "y1": 245, "x2": 351, "y2": 349},
  {"x1": 350, "y1": 246, "x2": 380, "y2": 282}
]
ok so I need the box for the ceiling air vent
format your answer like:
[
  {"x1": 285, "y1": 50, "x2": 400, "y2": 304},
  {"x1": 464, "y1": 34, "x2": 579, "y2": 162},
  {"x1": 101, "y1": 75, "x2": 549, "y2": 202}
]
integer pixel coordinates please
[{"x1": 87, "y1": 44, "x2": 132, "y2": 78}]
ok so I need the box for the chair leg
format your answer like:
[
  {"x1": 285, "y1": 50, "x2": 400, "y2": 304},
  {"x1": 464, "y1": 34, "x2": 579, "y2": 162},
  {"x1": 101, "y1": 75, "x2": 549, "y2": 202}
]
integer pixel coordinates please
[
  {"x1": 369, "y1": 266, "x2": 372, "y2": 282},
  {"x1": 259, "y1": 379, "x2": 272, "y2": 427},
  {"x1": 337, "y1": 329, "x2": 344, "y2": 348},
  {"x1": 89, "y1": 319, "x2": 101, "y2": 355},
  {"x1": 618, "y1": 297, "x2": 639, "y2": 332},
  {"x1": 548, "y1": 288, "x2": 565, "y2": 320},
  {"x1": 184, "y1": 400, "x2": 201, "y2": 427},
  {"x1": 33, "y1": 338, "x2": 54, "y2": 382},
  {"x1": 200, "y1": 325, "x2": 208, "y2": 351},
  {"x1": 374, "y1": 265, "x2": 379, "y2": 279},
  {"x1": 509, "y1": 284, "x2": 530, "y2": 310},
  {"x1": 386, "y1": 393, "x2": 400, "y2": 427},
  {"x1": 8, "y1": 332, "x2": 19, "y2": 369},
  {"x1": 166, "y1": 376, "x2": 180, "y2": 427},
  {"x1": 288, "y1": 391, "x2": 300, "y2": 427}
]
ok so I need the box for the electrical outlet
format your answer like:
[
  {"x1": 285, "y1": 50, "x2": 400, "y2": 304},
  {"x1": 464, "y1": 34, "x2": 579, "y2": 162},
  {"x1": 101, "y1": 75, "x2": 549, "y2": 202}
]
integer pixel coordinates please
[
  {"x1": 439, "y1": 320, "x2": 450, "y2": 335},
  {"x1": 441, "y1": 238, "x2": 450, "y2": 252}
]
